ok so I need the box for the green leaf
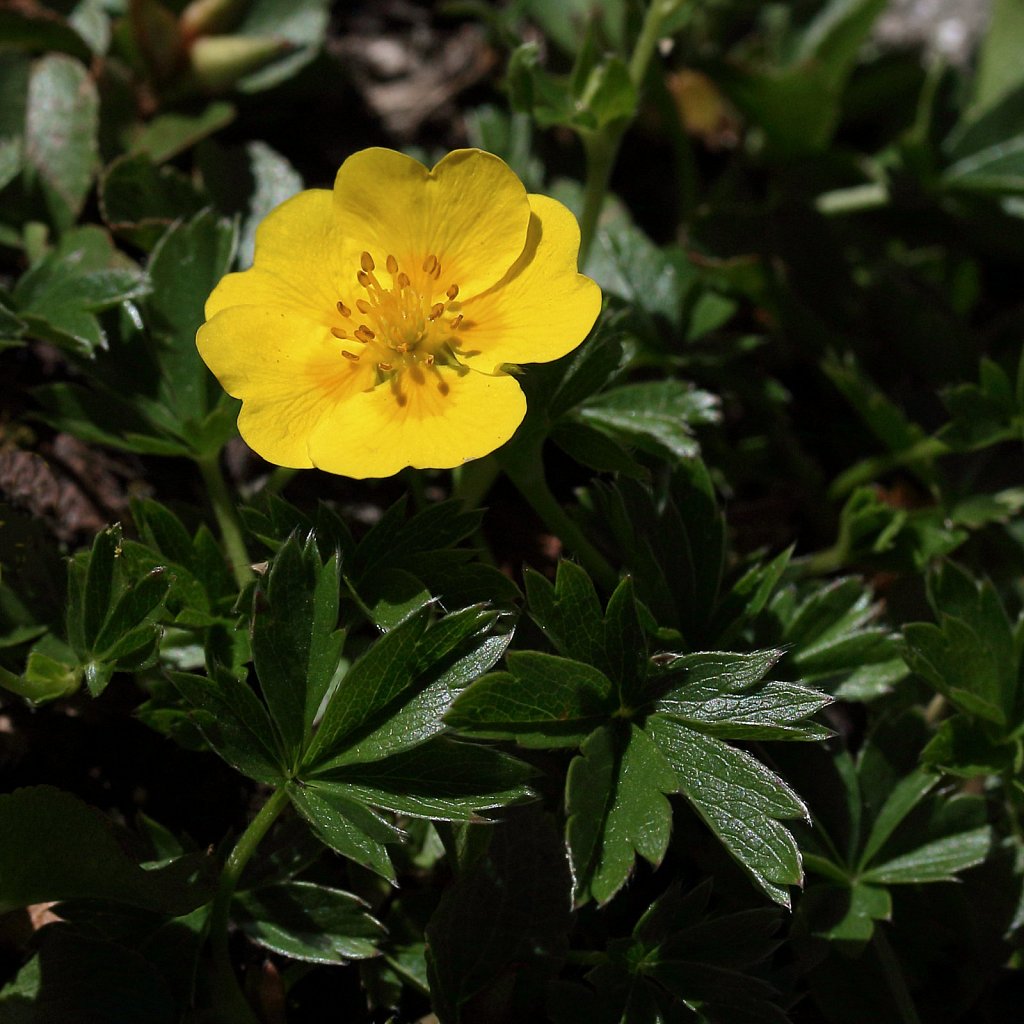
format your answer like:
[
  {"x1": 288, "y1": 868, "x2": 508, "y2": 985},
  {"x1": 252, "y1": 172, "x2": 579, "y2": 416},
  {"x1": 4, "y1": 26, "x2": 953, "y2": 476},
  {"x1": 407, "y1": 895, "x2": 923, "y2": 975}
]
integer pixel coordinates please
[
  {"x1": 300, "y1": 608, "x2": 429, "y2": 769},
  {"x1": 251, "y1": 536, "x2": 343, "y2": 761},
  {"x1": 566, "y1": 723, "x2": 676, "y2": 905},
  {"x1": 145, "y1": 209, "x2": 237, "y2": 435},
  {"x1": 99, "y1": 152, "x2": 206, "y2": 249},
  {"x1": 969, "y1": 0, "x2": 1024, "y2": 117},
  {"x1": 648, "y1": 715, "x2": 806, "y2": 906},
  {"x1": 129, "y1": 101, "x2": 235, "y2": 163},
  {"x1": 327, "y1": 608, "x2": 509, "y2": 768},
  {"x1": 198, "y1": 138, "x2": 303, "y2": 266},
  {"x1": 0, "y1": 786, "x2": 215, "y2": 914},
  {"x1": 547, "y1": 324, "x2": 626, "y2": 418},
  {"x1": 577, "y1": 380, "x2": 720, "y2": 461},
  {"x1": 524, "y1": 560, "x2": 605, "y2": 665},
  {"x1": 24, "y1": 54, "x2": 99, "y2": 230},
  {"x1": 306, "y1": 738, "x2": 533, "y2": 821},
  {"x1": 287, "y1": 784, "x2": 399, "y2": 881},
  {"x1": 11, "y1": 226, "x2": 149, "y2": 356},
  {"x1": 79, "y1": 525, "x2": 118, "y2": 649},
  {"x1": 0, "y1": 8, "x2": 93, "y2": 62},
  {"x1": 446, "y1": 650, "x2": 614, "y2": 747},
  {"x1": 20, "y1": 927, "x2": 177, "y2": 1024},
  {"x1": 860, "y1": 827, "x2": 992, "y2": 884},
  {"x1": 802, "y1": 882, "x2": 892, "y2": 943},
  {"x1": 169, "y1": 668, "x2": 284, "y2": 783},
  {"x1": 228, "y1": 0, "x2": 331, "y2": 92},
  {"x1": 902, "y1": 564, "x2": 1017, "y2": 726},
  {"x1": 233, "y1": 881, "x2": 384, "y2": 964},
  {"x1": 426, "y1": 807, "x2": 572, "y2": 1022},
  {"x1": 856, "y1": 771, "x2": 936, "y2": 871}
]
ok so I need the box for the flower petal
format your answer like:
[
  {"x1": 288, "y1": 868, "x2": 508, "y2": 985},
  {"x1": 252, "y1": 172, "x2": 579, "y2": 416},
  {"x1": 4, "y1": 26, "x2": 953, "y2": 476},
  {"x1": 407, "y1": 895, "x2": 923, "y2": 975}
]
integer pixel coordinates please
[
  {"x1": 307, "y1": 367, "x2": 526, "y2": 478},
  {"x1": 331, "y1": 148, "x2": 532, "y2": 300},
  {"x1": 205, "y1": 189, "x2": 345, "y2": 322},
  {"x1": 457, "y1": 194, "x2": 601, "y2": 373},
  {"x1": 197, "y1": 305, "x2": 375, "y2": 468}
]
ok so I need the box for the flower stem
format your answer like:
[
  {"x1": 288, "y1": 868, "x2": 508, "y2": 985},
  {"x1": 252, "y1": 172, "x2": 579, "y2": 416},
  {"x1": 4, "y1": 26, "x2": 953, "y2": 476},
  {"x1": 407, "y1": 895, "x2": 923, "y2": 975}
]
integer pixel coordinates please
[
  {"x1": 453, "y1": 454, "x2": 501, "y2": 510},
  {"x1": 873, "y1": 926, "x2": 922, "y2": 1024},
  {"x1": 261, "y1": 466, "x2": 298, "y2": 498},
  {"x1": 207, "y1": 786, "x2": 291, "y2": 1023},
  {"x1": 578, "y1": 128, "x2": 622, "y2": 269},
  {"x1": 501, "y1": 440, "x2": 618, "y2": 591},
  {"x1": 577, "y1": 0, "x2": 684, "y2": 267},
  {"x1": 197, "y1": 455, "x2": 255, "y2": 589}
]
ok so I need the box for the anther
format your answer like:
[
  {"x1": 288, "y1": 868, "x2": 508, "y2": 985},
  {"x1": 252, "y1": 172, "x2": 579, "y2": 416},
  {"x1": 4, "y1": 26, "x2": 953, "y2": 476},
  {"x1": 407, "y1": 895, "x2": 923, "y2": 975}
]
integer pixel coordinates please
[
  {"x1": 360, "y1": 251, "x2": 375, "y2": 272},
  {"x1": 355, "y1": 326, "x2": 375, "y2": 342},
  {"x1": 356, "y1": 299, "x2": 372, "y2": 315},
  {"x1": 422, "y1": 254, "x2": 437, "y2": 274},
  {"x1": 397, "y1": 272, "x2": 410, "y2": 289},
  {"x1": 450, "y1": 314, "x2": 463, "y2": 329},
  {"x1": 336, "y1": 301, "x2": 351, "y2": 317},
  {"x1": 432, "y1": 261, "x2": 442, "y2": 279},
  {"x1": 386, "y1": 254, "x2": 399, "y2": 274},
  {"x1": 428, "y1": 302, "x2": 445, "y2": 321},
  {"x1": 446, "y1": 284, "x2": 459, "y2": 300},
  {"x1": 423, "y1": 353, "x2": 434, "y2": 366},
  {"x1": 330, "y1": 327, "x2": 348, "y2": 339},
  {"x1": 357, "y1": 270, "x2": 371, "y2": 287},
  {"x1": 396, "y1": 393, "x2": 408, "y2": 407},
  {"x1": 438, "y1": 381, "x2": 450, "y2": 396},
  {"x1": 378, "y1": 361, "x2": 393, "y2": 372},
  {"x1": 341, "y1": 350, "x2": 360, "y2": 362}
]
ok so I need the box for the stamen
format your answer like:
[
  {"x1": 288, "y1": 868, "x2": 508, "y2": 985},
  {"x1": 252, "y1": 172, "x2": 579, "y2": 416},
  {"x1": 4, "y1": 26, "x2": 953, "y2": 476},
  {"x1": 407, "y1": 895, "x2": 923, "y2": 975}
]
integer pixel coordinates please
[
  {"x1": 341, "y1": 350, "x2": 360, "y2": 362},
  {"x1": 396, "y1": 393, "x2": 408, "y2": 407},
  {"x1": 438, "y1": 380, "x2": 450, "y2": 396},
  {"x1": 360, "y1": 251, "x2": 375, "y2": 272},
  {"x1": 337, "y1": 301, "x2": 351, "y2": 318},
  {"x1": 423, "y1": 353, "x2": 434, "y2": 366},
  {"x1": 355, "y1": 326, "x2": 375, "y2": 342},
  {"x1": 450, "y1": 314, "x2": 463, "y2": 329},
  {"x1": 422, "y1": 254, "x2": 437, "y2": 274},
  {"x1": 356, "y1": 299, "x2": 372, "y2": 315},
  {"x1": 357, "y1": 270, "x2": 372, "y2": 288},
  {"x1": 378, "y1": 361, "x2": 393, "y2": 372},
  {"x1": 386, "y1": 254, "x2": 399, "y2": 274},
  {"x1": 432, "y1": 261, "x2": 442, "y2": 280},
  {"x1": 446, "y1": 284, "x2": 459, "y2": 300},
  {"x1": 397, "y1": 272, "x2": 410, "y2": 289},
  {"x1": 330, "y1": 327, "x2": 348, "y2": 339},
  {"x1": 428, "y1": 302, "x2": 445, "y2": 321}
]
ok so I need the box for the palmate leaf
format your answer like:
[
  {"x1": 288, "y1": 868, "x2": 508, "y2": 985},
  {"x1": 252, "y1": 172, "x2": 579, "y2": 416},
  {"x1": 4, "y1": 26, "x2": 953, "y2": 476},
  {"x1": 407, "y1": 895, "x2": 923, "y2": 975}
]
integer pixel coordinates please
[
  {"x1": 168, "y1": 534, "x2": 528, "y2": 879},
  {"x1": 777, "y1": 727, "x2": 994, "y2": 945},
  {"x1": 572, "y1": 882, "x2": 789, "y2": 1024},
  {"x1": 566, "y1": 724, "x2": 676, "y2": 905},
  {"x1": 450, "y1": 566, "x2": 829, "y2": 907},
  {"x1": 232, "y1": 881, "x2": 384, "y2": 965},
  {"x1": 902, "y1": 561, "x2": 1019, "y2": 729}
]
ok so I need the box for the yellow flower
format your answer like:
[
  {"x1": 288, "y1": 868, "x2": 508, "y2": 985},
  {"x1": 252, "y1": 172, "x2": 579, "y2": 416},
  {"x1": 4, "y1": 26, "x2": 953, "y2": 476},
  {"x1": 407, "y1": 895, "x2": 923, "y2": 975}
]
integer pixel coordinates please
[{"x1": 197, "y1": 147, "x2": 601, "y2": 478}]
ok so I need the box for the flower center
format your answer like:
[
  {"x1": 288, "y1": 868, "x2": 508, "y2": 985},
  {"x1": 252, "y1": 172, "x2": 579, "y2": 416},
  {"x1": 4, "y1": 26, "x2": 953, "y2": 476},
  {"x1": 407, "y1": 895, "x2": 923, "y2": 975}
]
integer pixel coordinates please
[{"x1": 330, "y1": 251, "x2": 464, "y2": 404}]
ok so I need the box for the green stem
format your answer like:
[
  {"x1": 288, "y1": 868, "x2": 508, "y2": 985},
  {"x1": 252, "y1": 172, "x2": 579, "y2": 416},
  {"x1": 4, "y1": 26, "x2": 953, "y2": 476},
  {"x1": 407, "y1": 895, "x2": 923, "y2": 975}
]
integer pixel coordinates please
[
  {"x1": 207, "y1": 786, "x2": 291, "y2": 1023},
  {"x1": 873, "y1": 927, "x2": 922, "y2": 1024},
  {"x1": 453, "y1": 455, "x2": 501, "y2": 510},
  {"x1": 198, "y1": 455, "x2": 255, "y2": 589},
  {"x1": 501, "y1": 440, "x2": 618, "y2": 591},
  {"x1": 261, "y1": 466, "x2": 298, "y2": 498},
  {"x1": 628, "y1": 0, "x2": 681, "y2": 89},
  {"x1": 577, "y1": 0, "x2": 685, "y2": 267},
  {"x1": 578, "y1": 128, "x2": 623, "y2": 269}
]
